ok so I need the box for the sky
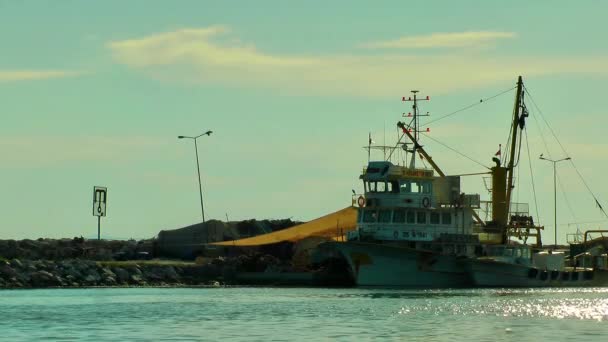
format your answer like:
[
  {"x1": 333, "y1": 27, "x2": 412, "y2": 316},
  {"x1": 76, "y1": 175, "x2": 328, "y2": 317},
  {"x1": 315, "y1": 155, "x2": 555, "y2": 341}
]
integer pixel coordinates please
[{"x1": 1, "y1": 0, "x2": 607, "y2": 242}]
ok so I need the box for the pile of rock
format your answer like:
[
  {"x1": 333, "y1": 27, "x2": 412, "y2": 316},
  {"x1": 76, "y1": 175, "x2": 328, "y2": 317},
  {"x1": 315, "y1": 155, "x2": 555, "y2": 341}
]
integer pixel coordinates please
[
  {"x1": 0, "y1": 259, "x2": 186, "y2": 288},
  {"x1": 0, "y1": 238, "x2": 154, "y2": 261}
]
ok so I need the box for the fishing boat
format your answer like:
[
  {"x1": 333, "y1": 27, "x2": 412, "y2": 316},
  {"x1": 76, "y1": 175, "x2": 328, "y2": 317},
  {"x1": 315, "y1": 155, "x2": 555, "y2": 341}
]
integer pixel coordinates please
[
  {"x1": 318, "y1": 76, "x2": 606, "y2": 287},
  {"x1": 468, "y1": 231, "x2": 608, "y2": 287}
]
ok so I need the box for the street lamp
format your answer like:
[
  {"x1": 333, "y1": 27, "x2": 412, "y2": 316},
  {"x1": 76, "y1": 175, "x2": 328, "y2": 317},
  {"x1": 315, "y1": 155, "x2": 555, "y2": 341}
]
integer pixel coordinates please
[
  {"x1": 539, "y1": 154, "x2": 571, "y2": 247},
  {"x1": 178, "y1": 130, "x2": 213, "y2": 223}
]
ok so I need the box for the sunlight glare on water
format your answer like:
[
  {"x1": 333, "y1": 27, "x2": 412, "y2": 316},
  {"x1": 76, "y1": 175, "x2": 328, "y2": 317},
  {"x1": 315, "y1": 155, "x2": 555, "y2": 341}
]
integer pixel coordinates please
[{"x1": 0, "y1": 287, "x2": 607, "y2": 341}]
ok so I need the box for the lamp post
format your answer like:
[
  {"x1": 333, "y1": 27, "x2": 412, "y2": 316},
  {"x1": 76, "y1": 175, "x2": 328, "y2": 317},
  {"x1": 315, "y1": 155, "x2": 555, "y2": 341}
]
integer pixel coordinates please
[
  {"x1": 179, "y1": 130, "x2": 213, "y2": 223},
  {"x1": 539, "y1": 155, "x2": 571, "y2": 247}
]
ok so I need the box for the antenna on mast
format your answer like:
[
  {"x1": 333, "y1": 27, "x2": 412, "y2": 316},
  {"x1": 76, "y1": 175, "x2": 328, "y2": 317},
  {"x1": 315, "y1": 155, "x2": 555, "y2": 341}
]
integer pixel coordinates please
[{"x1": 401, "y1": 90, "x2": 431, "y2": 168}]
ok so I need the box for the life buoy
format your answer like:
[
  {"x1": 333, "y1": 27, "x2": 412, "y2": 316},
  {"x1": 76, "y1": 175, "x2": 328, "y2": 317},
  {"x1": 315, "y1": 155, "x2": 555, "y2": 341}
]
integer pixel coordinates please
[
  {"x1": 357, "y1": 196, "x2": 366, "y2": 207},
  {"x1": 422, "y1": 197, "x2": 431, "y2": 208}
]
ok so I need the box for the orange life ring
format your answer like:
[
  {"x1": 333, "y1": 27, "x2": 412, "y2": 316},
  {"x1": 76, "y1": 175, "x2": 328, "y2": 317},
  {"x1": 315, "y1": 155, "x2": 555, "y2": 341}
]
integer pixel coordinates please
[
  {"x1": 357, "y1": 196, "x2": 366, "y2": 207},
  {"x1": 422, "y1": 197, "x2": 431, "y2": 208}
]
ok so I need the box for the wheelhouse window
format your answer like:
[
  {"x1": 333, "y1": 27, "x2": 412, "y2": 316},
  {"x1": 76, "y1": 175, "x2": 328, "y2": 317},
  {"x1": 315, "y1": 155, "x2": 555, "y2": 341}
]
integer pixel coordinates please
[
  {"x1": 393, "y1": 209, "x2": 406, "y2": 223},
  {"x1": 399, "y1": 181, "x2": 411, "y2": 193},
  {"x1": 406, "y1": 211, "x2": 415, "y2": 224},
  {"x1": 363, "y1": 210, "x2": 377, "y2": 223},
  {"x1": 378, "y1": 209, "x2": 392, "y2": 223},
  {"x1": 430, "y1": 212, "x2": 440, "y2": 224},
  {"x1": 399, "y1": 180, "x2": 431, "y2": 194},
  {"x1": 421, "y1": 182, "x2": 431, "y2": 194},
  {"x1": 417, "y1": 211, "x2": 426, "y2": 224},
  {"x1": 366, "y1": 181, "x2": 395, "y2": 193},
  {"x1": 442, "y1": 212, "x2": 452, "y2": 225}
]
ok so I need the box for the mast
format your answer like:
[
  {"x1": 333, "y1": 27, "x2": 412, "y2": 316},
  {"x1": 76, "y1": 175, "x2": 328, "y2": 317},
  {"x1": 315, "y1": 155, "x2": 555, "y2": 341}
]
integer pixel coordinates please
[
  {"x1": 401, "y1": 91, "x2": 431, "y2": 170},
  {"x1": 398, "y1": 123, "x2": 445, "y2": 177},
  {"x1": 505, "y1": 76, "x2": 524, "y2": 226},
  {"x1": 410, "y1": 90, "x2": 419, "y2": 169}
]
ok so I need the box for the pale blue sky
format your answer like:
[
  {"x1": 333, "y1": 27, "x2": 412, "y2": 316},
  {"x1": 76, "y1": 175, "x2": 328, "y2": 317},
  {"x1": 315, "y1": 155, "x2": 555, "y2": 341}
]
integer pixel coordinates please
[{"x1": 1, "y1": 1, "x2": 607, "y2": 242}]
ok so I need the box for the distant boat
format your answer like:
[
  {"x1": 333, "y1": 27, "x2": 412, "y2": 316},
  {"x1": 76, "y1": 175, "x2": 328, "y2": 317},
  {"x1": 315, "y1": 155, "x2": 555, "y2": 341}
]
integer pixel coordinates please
[{"x1": 467, "y1": 231, "x2": 608, "y2": 287}]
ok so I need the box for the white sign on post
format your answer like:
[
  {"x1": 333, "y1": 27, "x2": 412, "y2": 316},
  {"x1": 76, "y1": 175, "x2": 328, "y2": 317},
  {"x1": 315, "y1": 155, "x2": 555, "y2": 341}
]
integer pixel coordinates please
[{"x1": 93, "y1": 186, "x2": 107, "y2": 217}]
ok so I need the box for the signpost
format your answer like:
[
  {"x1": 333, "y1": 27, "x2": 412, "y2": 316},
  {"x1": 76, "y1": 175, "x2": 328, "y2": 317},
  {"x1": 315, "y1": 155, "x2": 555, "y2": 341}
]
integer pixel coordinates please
[{"x1": 93, "y1": 186, "x2": 107, "y2": 240}]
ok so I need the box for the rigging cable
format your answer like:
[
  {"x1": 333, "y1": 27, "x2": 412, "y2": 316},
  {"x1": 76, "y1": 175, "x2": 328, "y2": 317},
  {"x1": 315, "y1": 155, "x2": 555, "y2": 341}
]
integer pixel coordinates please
[
  {"x1": 516, "y1": 151, "x2": 521, "y2": 204},
  {"x1": 502, "y1": 121, "x2": 514, "y2": 166},
  {"x1": 515, "y1": 154, "x2": 521, "y2": 203},
  {"x1": 526, "y1": 92, "x2": 578, "y2": 224},
  {"x1": 391, "y1": 84, "x2": 515, "y2": 170},
  {"x1": 528, "y1": 99, "x2": 553, "y2": 158},
  {"x1": 525, "y1": 85, "x2": 608, "y2": 219},
  {"x1": 524, "y1": 127, "x2": 541, "y2": 224},
  {"x1": 567, "y1": 219, "x2": 608, "y2": 226},
  {"x1": 526, "y1": 95, "x2": 577, "y2": 225},
  {"x1": 557, "y1": 172, "x2": 579, "y2": 228},
  {"x1": 420, "y1": 132, "x2": 489, "y2": 169},
  {"x1": 386, "y1": 132, "x2": 406, "y2": 161},
  {"x1": 421, "y1": 86, "x2": 516, "y2": 127}
]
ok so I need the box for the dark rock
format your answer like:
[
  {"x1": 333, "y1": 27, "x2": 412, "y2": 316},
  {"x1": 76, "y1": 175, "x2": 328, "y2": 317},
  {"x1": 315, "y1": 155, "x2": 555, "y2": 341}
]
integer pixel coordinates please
[
  {"x1": 30, "y1": 270, "x2": 61, "y2": 287},
  {"x1": 163, "y1": 266, "x2": 179, "y2": 281},
  {"x1": 16, "y1": 271, "x2": 31, "y2": 284},
  {"x1": 10, "y1": 259, "x2": 23, "y2": 269},
  {"x1": 62, "y1": 265, "x2": 83, "y2": 280},
  {"x1": 83, "y1": 274, "x2": 99, "y2": 285},
  {"x1": 0, "y1": 240, "x2": 18, "y2": 259},
  {"x1": 99, "y1": 267, "x2": 117, "y2": 285},
  {"x1": 112, "y1": 267, "x2": 130, "y2": 283},
  {"x1": 56, "y1": 247, "x2": 78, "y2": 259},
  {"x1": 143, "y1": 267, "x2": 164, "y2": 281},
  {"x1": 10, "y1": 278, "x2": 23, "y2": 288},
  {"x1": 130, "y1": 274, "x2": 144, "y2": 284},
  {"x1": 0, "y1": 264, "x2": 18, "y2": 279},
  {"x1": 142, "y1": 266, "x2": 178, "y2": 282},
  {"x1": 102, "y1": 276, "x2": 117, "y2": 286}
]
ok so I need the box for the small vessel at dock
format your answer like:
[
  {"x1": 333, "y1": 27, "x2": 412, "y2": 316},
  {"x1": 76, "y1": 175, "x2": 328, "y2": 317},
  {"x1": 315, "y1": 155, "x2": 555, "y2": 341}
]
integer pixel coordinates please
[{"x1": 468, "y1": 231, "x2": 608, "y2": 287}]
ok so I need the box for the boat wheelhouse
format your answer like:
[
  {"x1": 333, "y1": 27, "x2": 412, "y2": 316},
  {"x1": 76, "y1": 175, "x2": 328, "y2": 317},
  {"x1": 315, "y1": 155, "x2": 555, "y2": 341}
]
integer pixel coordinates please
[{"x1": 349, "y1": 161, "x2": 480, "y2": 256}]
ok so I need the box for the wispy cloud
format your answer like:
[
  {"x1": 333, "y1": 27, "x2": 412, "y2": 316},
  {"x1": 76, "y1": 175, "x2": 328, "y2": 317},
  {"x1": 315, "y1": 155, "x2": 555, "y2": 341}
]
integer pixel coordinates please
[
  {"x1": 0, "y1": 70, "x2": 79, "y2": 82},
  {"x1": 107, "y1": 27, "x2": 608, "y2": 97},
  {"x1": 108, "y1": 26, "x2": 317, "y2": 69},
  {"x1": 360, "y1": 31, "x2": 516, "y2": 49}
]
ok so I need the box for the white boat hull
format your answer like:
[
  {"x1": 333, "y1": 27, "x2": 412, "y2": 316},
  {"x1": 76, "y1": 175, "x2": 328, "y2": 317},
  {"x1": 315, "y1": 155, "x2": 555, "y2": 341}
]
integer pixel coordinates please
[{"x1": 322, "y1": 242, "x2": 471, "y2": 287}]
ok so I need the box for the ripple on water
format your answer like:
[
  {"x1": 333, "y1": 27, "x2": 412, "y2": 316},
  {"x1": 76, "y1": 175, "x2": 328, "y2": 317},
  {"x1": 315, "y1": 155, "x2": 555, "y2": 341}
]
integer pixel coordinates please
[{"x1": 1, "y1": 287, "x2": 607, "y2": 341}]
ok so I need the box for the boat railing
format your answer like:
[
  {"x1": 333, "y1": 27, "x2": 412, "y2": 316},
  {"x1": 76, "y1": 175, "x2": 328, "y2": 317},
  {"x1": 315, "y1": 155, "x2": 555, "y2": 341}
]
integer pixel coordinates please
[
  {"x1": 567, "y1": 232, "x2": 584, "y2": 244},
  {"x1": 583, "y1": 230, "x2": 608, "y2": 244},
  {"x1": 505, "y1": 225, "x2": 544, "y2": 247},
  {"x1": 477, "y1": 201, "x2": 530, "y2": 221}
]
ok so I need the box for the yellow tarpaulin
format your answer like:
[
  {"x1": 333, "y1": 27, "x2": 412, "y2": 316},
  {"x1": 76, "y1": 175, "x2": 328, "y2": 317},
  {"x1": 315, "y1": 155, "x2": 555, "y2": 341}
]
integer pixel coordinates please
[{"x1": 212, "y1": 207, "x2": 358, "y2": 246}]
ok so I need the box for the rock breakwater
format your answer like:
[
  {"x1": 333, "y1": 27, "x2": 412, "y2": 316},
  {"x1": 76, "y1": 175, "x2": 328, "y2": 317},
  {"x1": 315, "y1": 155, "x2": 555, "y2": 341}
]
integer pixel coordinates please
[{"x1": 0, "y1": 258, "x2": 211, "y2": 288}]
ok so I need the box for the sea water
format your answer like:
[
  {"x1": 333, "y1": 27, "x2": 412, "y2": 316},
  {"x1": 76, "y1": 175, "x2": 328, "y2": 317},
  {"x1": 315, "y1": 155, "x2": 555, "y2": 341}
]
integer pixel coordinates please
[{"x1": 0, "y1": 287, "x2": 607, "y2": 341}]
